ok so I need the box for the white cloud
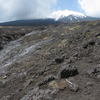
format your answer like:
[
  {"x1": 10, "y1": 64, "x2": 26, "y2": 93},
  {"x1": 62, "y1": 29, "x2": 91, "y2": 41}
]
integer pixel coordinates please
[
  {"x1": 0, "y1": 0, "x2": 56, "y2": 22},
  {"x1": 78, "y1": 0, "x2": 100, "y2": 17}
]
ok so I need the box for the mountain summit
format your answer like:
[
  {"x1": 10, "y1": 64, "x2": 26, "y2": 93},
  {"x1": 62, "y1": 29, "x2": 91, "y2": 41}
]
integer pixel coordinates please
[
  {"x1": 48, "y1": 10, "x2": 99, "y2": 23},
  {"x1": 48, "y1": 10, "x2": 87, "y2": 20}
]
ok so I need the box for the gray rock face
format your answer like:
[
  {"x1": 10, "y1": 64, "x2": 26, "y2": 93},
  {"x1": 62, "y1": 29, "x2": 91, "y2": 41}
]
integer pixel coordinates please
[{"x1": 58, "y1": 64, "x2": 78, "y2": 78}]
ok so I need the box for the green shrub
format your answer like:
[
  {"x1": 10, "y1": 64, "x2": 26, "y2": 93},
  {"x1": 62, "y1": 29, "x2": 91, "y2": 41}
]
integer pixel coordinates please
[
  {"x1": 87, "y1": 22, "x2": 94, "y2": 26},
  {"x1": 73, "y1": 27, "x2": 77, "y2": 29},
  {"x1": 44, "y1": 43, "x2": 50, "y2": 48}
]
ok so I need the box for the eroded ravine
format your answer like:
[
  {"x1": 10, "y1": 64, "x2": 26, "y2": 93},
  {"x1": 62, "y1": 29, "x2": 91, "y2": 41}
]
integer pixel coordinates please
[{"x1": 0, "y1": 30, "x2": 53, "y2": 74}]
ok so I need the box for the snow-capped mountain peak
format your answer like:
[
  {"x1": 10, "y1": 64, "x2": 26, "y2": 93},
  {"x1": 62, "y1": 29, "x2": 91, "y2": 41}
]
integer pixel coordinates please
[{"x1": 48, "y1": 10, "x2": 86, "y2": 20}]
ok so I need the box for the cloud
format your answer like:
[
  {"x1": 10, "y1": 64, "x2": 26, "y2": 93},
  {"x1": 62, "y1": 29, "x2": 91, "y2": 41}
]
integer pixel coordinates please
[
  {"x1": 78, "y1": 0, "x2": 100, "y2": 17},
  {"x1": 0, "y1": 0, "x2": 56, "y2": 22}
]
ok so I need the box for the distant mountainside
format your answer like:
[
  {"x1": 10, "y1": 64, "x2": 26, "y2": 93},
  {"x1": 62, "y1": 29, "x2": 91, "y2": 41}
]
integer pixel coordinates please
[
  {"x1": 0, "y1": 10, "x2": 100, "y2": 26},
  {"x1": 0, "y1": 19, "x2": 60, "y2": 26}
]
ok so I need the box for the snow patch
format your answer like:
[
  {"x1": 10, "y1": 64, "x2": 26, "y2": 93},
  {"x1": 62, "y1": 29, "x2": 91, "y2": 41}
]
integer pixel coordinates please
[{"x1": 48, "y1": 10, "x2": 86, "y2": 20}]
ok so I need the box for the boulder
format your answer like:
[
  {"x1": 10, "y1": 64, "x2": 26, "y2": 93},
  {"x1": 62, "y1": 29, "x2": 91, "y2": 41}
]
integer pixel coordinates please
[
  {"x1": 58, "y1": 64, "x2": 78, "y2": 78},
  {"x1": 55, "y1": 57, "x2": 64, "y2": 64}
]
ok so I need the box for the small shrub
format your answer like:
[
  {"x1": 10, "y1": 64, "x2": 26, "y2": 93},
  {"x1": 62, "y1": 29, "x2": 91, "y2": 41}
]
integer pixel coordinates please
[
  {"x1": 73, "y1": 27, "x2": 77, "y2": 29},
  {"x1": 87, "y1": 22, "x2": 94, "y2": 26},
  {"x1": 44, "y1": 43, "x2": 50, "y2": 48}
]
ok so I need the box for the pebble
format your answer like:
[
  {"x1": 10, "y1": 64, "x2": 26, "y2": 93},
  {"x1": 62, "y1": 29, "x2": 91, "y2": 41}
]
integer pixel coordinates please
[{"x1": 3, "y1": 76, "x2": 7, "y2": 79}]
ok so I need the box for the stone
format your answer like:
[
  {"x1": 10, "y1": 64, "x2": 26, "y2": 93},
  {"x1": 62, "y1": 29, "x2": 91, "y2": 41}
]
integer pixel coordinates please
[
  {"x1": 58, "y1": 64, "x2": 78, "y2": 78},
  {"x1": 55, "y1": 57, "x2": 64, "y2": 64},
  {"x1": 49, "y1": 80, "x2": 68, "y2": 90},
  {"x1": 87, "y1": 60, "x2": 92, "y2": 63},
  {"x1": 3, "y1": 76, "x2": 7, "y2": 79},
  {"x1": 97, "y1": 74, "x2": 100, "y2": 79},
  {"x1": 95, "y1": 33, "x2": 100, "y2": 37},
  {"x1": 69, "y1": 84, "x2": 79, "y2": 92},
  {"x1": 37, "y1": 75, "x2": 56, "y2": 86},
  {"x1": 86, "y1": 82, "x2": 94, "y2": 87},
  {"x1": 87, "y1": 64, "x2": 100, "y2": 77},
  {"x1": 82, "y1": 39, "x2": 95, "y2": 48},
  {"x1": 24, "y1": 79, "x2": 34, "y2": 88},
  {"x1": 1, "y1": 95, "x2": 11, "y2": 100}
]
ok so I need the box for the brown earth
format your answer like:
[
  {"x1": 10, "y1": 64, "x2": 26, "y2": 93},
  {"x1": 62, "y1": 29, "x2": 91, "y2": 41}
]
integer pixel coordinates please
[{"x1": 0, "y1": 20, "x2": 100, "y2": 100}]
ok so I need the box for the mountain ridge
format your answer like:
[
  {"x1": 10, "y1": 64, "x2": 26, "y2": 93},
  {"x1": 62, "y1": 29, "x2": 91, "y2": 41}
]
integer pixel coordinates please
[{"x1": 0, "y1": 10, "x2": 100, "y2": 26}]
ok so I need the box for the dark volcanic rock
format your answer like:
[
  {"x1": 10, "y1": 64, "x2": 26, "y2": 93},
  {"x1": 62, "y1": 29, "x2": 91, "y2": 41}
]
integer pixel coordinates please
[
  {"x1": 95, "y1": 33, "x2": 100, "y2": 37},
  {"x1": 0, "y1": 45, "x2": 2, "y2": 50},
  {"x1": 0, "y1": 41, "x2": 3, "y2": 50},
  {"x1": 58, "y1": 64, "x2": 78, "y2": 78},
  {"x1": 37, "y1": 75, "x2": 56, "y2": 86},
  {"x1": 55, "y1": 57, "x2": 64, "y2": 64}
]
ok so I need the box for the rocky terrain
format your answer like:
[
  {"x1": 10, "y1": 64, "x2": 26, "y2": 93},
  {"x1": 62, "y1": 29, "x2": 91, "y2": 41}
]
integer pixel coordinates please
[
  {"x1": 0, "y1": 20, "x2": 100, "y2": 100},
  {"x1": 0, "y1": 26, "x2": 53, "y2": 49}
]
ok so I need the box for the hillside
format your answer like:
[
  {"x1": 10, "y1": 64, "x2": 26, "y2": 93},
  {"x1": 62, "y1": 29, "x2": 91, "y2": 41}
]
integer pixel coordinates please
[
  {"x1": 0, "y1": 10, "x2": 100, "y2": 26},
  {"x1": 0, "y1": 19, "x2": 60, "y2": 26},
  {"x1": 0, "y1": 20, "x2": 100, "y2": 100}
]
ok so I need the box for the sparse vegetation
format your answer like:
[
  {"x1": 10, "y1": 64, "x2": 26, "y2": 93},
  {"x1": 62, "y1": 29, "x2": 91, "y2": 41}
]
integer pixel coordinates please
[
  {"x1": 87, "y1": 22, "x2": 95, "y2": 26},
  {"x1": 73, "y1": 26, "x2": 77, "y2": 29},
  {"x1": 44, "y1": 43, "x2": 51, "y2": 48}
]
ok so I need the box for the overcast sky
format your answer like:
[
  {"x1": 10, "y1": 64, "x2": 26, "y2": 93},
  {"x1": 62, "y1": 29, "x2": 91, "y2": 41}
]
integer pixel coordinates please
[{"x1": 0, "y1": 0, "x2": 100, "y2": 23}]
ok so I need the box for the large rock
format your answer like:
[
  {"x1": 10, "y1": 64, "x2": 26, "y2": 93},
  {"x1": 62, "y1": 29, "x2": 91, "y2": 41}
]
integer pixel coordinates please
[{"x1": 58, "y1": 64, "x2": 78, "y2": 78}]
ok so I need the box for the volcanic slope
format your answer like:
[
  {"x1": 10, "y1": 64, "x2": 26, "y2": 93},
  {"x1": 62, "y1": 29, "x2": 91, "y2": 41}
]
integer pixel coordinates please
[{"x1": 0, "y1": 20, "x2": 100, "y2": 100}]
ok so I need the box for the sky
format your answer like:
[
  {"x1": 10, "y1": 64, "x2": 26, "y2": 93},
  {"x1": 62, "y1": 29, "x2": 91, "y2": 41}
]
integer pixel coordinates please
[
  {"x1": 55, "y1": 0, "x2": 82, "y2": 12},
  {"x1": 0, "y1": 0, "x2": 100, "y2": 23}
]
